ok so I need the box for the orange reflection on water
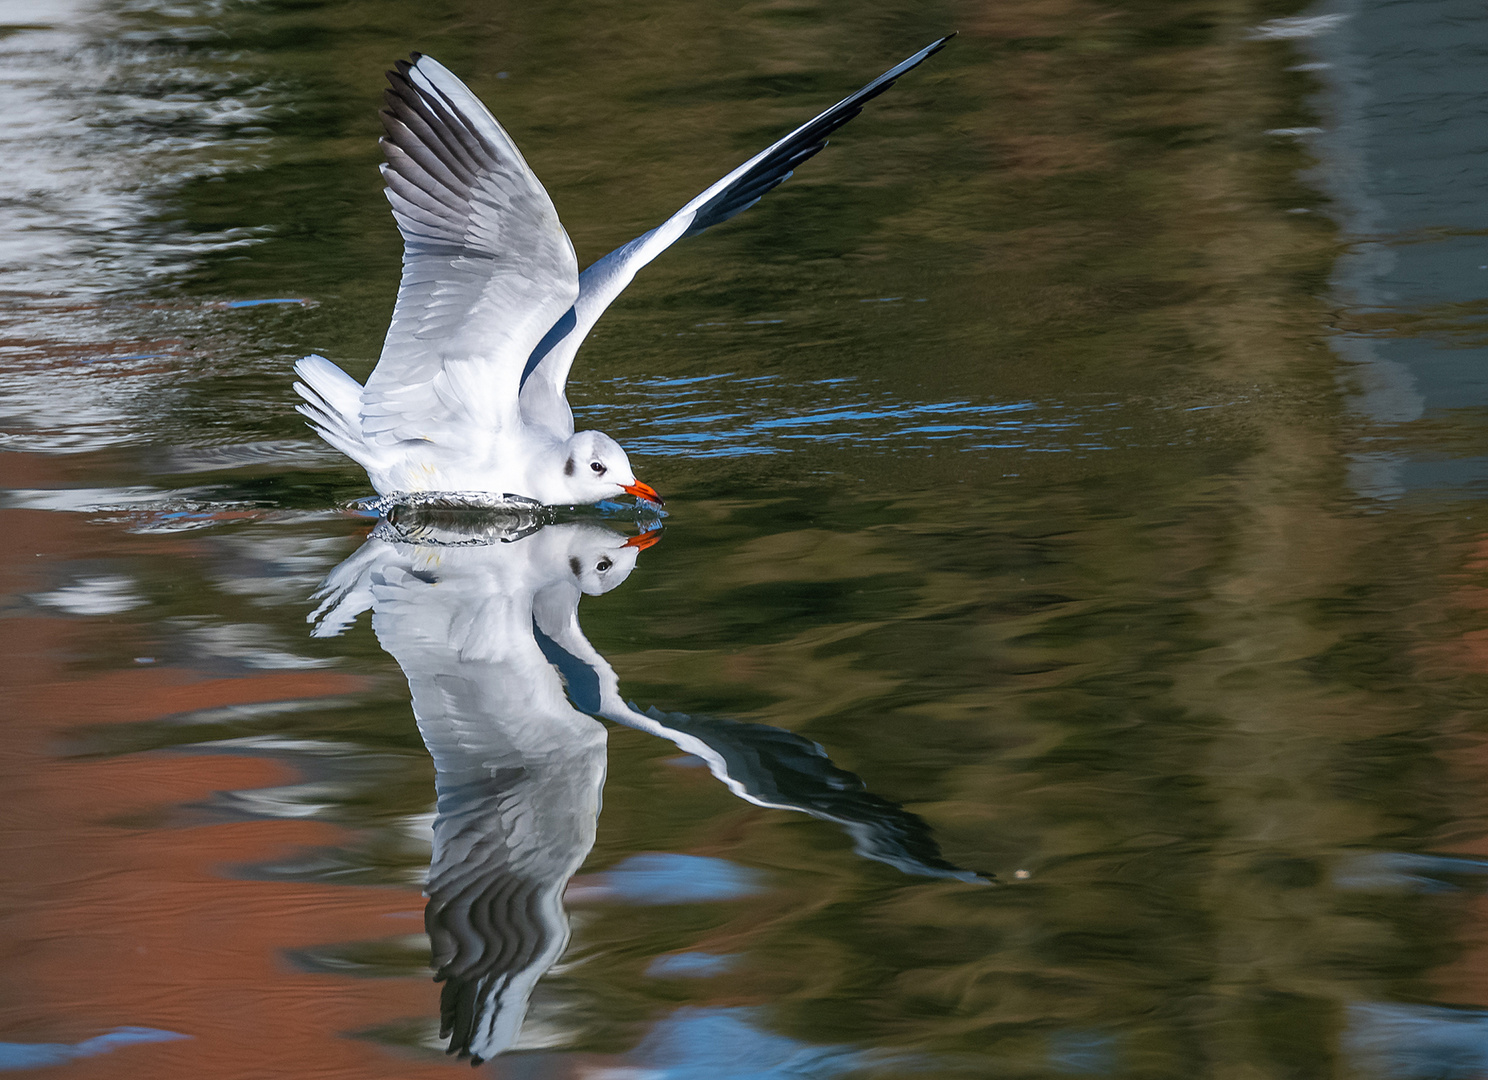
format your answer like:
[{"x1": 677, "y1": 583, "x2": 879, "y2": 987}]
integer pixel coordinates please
[{"x1": 0, "y1": 478, "x2": 461, "y2": 1079}]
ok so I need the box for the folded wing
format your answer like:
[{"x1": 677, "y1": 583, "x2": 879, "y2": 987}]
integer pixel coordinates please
[
  {"x1": 518, "y1": 35, "x2": 954, "y2": 438},
  {"x1": 365, "y1": 55, "x2": 579, "y2": 451}
]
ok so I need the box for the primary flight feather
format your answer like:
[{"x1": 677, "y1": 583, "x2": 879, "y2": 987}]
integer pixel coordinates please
[{"x1": 294, "y1": 37, "x2": 953, "y2": 506}]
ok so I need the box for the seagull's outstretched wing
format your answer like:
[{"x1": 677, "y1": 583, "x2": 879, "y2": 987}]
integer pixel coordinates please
[
  {"x1": 529, "y1": 575, "x2": 986, "y2": 884},
  {"x1": 517, "y1": 35, "x2": 953, "y2": 438},
  {"x1": 364, "y1": 55, "x2": 579, "y2": 450}
]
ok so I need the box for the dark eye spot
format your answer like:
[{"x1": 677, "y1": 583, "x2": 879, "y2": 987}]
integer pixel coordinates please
[
  {"x1": 569, "y1": 557, "x2": 581, "y2": 576},
  {"x1": 596, "y1": 559, "x2": 613, "y2": 573},
  {"x1": 564, "y1": 457, "x2": 575, "y2": 477},
  {"x1": 590, "y1": 461, "x2": 606, "y2": 475}
]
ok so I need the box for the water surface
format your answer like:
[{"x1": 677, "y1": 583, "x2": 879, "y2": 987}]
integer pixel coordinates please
[{"x1": 3, "y1": 0, "x2": 1488, "y2": 1077}]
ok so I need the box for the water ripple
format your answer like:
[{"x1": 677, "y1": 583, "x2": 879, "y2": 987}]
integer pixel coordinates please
[{"x1": 579, "y1": 373, "x2": 1107, "y2": 457}]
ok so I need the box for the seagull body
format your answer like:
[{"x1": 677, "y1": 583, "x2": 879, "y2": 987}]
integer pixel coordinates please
[{"x1": 294, "y1": 38, "x2": 952, "y2": 506}]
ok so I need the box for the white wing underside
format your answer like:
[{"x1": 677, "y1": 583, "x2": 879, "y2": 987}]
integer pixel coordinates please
[
  {"x1": 311, "y1": 534, "x2": 605, "y2": 1063},
  {"x1": 515, "y1": 35, "x2": 954, "y2": 439},
  {"x1": 365, "y1": 55, "x2": 578, "y2": 454},
  {"x1": 295, "y1": 39, "x2": 951, "y2": 470}
]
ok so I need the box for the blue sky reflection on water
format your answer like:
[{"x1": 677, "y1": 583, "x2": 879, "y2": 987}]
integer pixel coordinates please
[
  {"x1": 609, "y1": 1008, "x2": 883, "y2": 1080},
  {"x1": 1296, "y1": 0, "x2": 1488, "y2": 499},
  {"x1": 0, "y1": 1028, "x2": 189, "y2": 1072},
  {"x1": 567, "y1": 853, "x2": 765, "y2": 905},
  {"x1": 581, "y1": 375, "x2": 1133, "y2": 458}
]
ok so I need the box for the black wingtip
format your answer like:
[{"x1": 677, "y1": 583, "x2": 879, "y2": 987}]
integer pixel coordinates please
[
  {"x1": 386, "y1": 53, "x2": 422, "y2": 81},
  {"x1": 921, "y1": 33, "x2": 957, "y2": 61},
  {"x1": 682, "y1": 35, "x2": 954, "y2": 237}
]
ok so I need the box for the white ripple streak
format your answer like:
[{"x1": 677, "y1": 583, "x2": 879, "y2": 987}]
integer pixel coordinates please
[{"x1": 0, "y1": 0, "x2": 275, "y2": 297}]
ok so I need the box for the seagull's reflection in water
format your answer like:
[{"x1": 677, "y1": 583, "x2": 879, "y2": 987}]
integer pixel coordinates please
[{"x1": 310, "y1": 508, "x2": 984, "y2": 1064}]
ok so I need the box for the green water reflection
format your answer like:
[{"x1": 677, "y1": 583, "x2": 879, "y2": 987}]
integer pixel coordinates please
[{"x1": 5, "y1": 0, "x2": 1488, "y2": 1076}]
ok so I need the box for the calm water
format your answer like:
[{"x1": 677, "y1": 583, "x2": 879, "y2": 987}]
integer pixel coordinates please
[{"x1": 3, "y1": 0, "x2": 1488, "y2": 1076}]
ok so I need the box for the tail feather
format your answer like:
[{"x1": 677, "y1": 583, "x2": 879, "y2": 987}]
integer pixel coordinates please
[
  {"x1": 293, "y1": 354, "x2": 374, "y2": 466},
  {"x1": 295, "y1": 354, "x2": 363, "y2": 415},
  {"x1": 294, "y1": 399, "x2": 368, "y2": 463}
]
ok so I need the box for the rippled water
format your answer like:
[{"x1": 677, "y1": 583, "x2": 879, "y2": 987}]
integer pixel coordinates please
[{"x1": 4, "y1": 0, "x2": 1488, "y2": 1077}]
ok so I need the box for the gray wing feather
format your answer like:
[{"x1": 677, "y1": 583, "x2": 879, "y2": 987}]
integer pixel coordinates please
[
  {"x1": 353, "y1": 544, "x2": 604, "y2": 1064},
  {"x1": 364, "y1": 54, "x2": 579, "y2": 450},
  {"x1": 517, "y1": 35, "x2": 954, "y2": 438}
]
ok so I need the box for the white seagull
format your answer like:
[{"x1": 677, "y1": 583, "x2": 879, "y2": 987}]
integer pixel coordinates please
[{"x1": 294, "y1": 37, "x2": 953, "y2": 506}]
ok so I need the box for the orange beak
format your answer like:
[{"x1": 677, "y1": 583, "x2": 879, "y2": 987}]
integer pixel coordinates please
[
  {"x1": 623, "y1": 528, "x2": 663, "y2": 551},
  {"x1": 622, "y1": 480, "x2": 664, "y2": 506}
]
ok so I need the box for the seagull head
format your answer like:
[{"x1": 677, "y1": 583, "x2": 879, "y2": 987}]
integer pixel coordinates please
[
  {"x1": 558, "y1": 430, "x2": 663, "y2": 507},
  {"x1": 557, "y1": 523, "x2": 655, "y2": 595}
]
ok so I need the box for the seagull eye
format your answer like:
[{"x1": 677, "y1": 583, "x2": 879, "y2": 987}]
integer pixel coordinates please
[
  {"x1": 590, "y1": 461, "x2": 606, "y2": 475},
  {"x1": 596, "y1": 559, "x2": 613, "y2": 573}
]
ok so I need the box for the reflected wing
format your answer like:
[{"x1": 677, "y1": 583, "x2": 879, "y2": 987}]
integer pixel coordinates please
[
  {"x1": 343, "y1": 535, "x2": 605, "y2": 1064},
  {"x1": 517, "y1": 35, "x2": 954, "y2": 438},
  {"x1": 364, "y1": 55, "x2": 579, "y2": 449},
  {"x1": 421, "y1": 708, "x2": 605, "y2": 1065},
  {"x1": 624, "y1": 705, "x2": 987, "y2": 884},
  {"x1": 529, "y1": 583, "x2": 985, "y2": 883}
]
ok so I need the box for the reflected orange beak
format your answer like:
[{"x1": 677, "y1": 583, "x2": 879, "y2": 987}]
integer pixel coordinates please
[
  {"x1": 622, "y1": 480, "x2": 664, "y2": 506},
  {"x1": 623, "y1": 528, "x2": 663, "y2": 551}
]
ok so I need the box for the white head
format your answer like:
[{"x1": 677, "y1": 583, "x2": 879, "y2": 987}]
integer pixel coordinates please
[
  {"x1": 554, "y1": 430, "x2": 662, "y2": 507},
  {"x1": 558, "y1": 524, "x2": 650, "y2": 596}
]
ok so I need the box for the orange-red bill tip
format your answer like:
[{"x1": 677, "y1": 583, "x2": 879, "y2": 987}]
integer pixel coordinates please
[
  {"x1": 622, "y1": 481, "x2": 664, "y2": 506},
  {"x1": 623, "y1": 528, "x2": 663, "y2": 551}
]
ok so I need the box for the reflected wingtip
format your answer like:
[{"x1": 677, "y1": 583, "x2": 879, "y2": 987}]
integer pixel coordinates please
[{"x1": 920, "y1": 33, "x2": 956, "y2": 62}]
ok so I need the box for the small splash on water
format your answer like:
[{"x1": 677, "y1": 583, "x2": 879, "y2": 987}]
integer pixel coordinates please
[{"x1": 351, "y1": 495, "x2": 665, "y2": 549}]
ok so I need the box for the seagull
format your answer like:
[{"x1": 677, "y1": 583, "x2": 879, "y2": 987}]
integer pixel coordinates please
[{"x1": 293, "y1": 37, "x2": 953, "y2": 507}]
